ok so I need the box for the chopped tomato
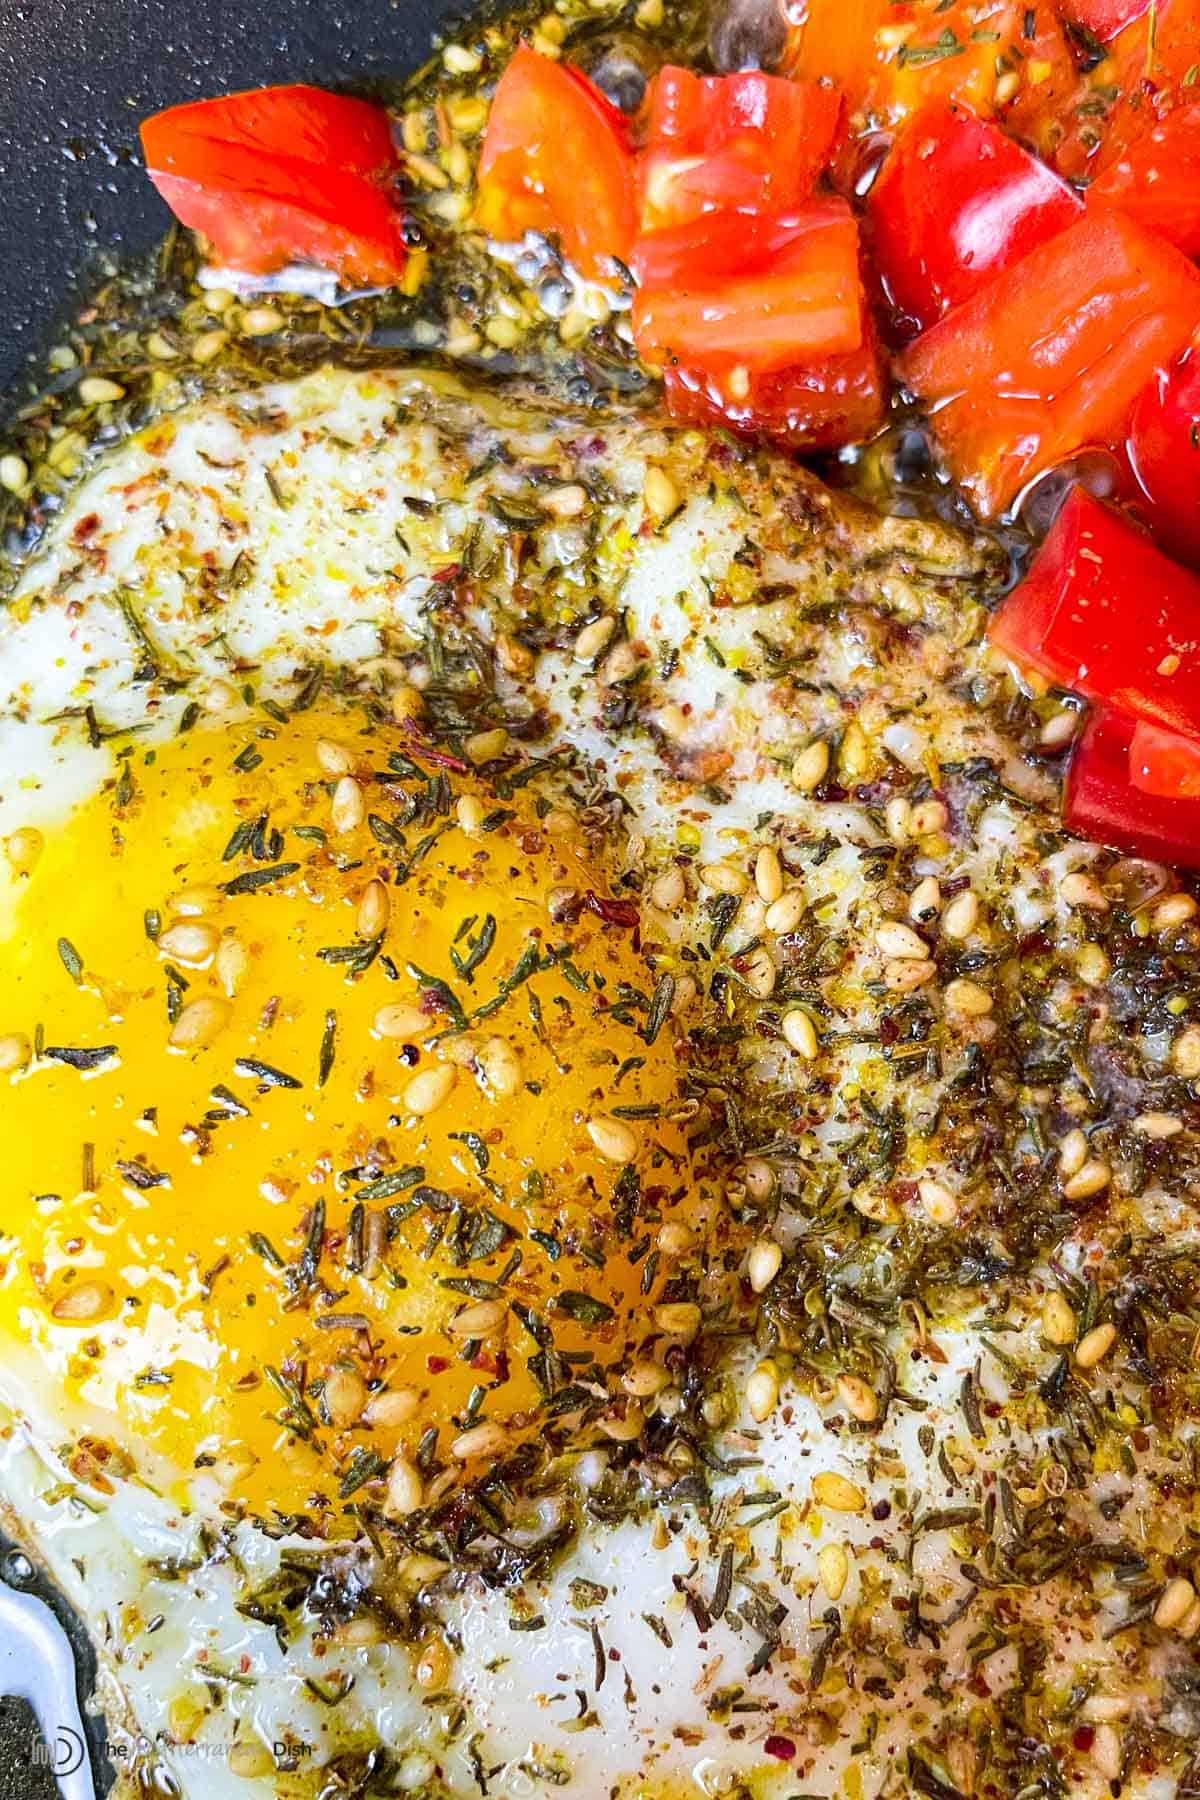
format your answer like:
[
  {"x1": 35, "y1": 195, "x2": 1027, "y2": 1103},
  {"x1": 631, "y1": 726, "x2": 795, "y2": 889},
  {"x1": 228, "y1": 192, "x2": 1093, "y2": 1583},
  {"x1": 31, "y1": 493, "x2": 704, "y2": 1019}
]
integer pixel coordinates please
[
  {"x1": 900, "y1": 210, "x2": 1200, "y2": 514},
  {"x1": 988, "y1": 487, "x2": 1200, "y2": 736},
  {"x1": 867, "y1": 101, "x2": 1082, "y2": 331},
  {"x1": 632, "y1": 201, "x2": 866, "y2": 378},
  {"x1": 1057, "y1": 0, "x2": 1152, "y2": 40},
  {"x1": 140, "y1": 85, "x2": 406, "y2": 284},
  {"x1": 639, "y1": 68, "x2": 841, "y2": 231},
  {"x1": 662, "y1": 334, "x2": 885, "y2": 451},
  {"x1": 1064, "y1": 706, "x2": 1200, "y2": 867},
  {"x1": 1090, "y1": 105, "x2": 1200, "y2": 258},
  {"x1": 1126, "y1": 349, "x2": 1200, "y2": 567},
  {"x1": 1129, "y1": 718, "x2": 1200, "y2": 797},
  {"x1": 475, "y1": 46, "x2": 636, "y2": 279},
  {"x1": 1050, "y1": 0, "x2": 1200, "y2": 181}
]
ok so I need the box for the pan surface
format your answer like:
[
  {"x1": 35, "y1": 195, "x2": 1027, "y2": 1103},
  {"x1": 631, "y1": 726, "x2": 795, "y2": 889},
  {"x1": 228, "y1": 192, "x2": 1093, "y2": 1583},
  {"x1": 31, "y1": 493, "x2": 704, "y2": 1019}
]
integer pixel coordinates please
[{"x1": 0, "y1": 0, "x2": 470, "y2": 400}]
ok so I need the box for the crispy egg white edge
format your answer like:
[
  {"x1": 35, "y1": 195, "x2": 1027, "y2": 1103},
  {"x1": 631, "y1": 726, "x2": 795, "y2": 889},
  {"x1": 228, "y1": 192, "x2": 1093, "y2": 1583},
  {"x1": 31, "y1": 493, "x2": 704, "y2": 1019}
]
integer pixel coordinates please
[{"x1": 0, "y1": 366, "x2": 1175, "y2": 1798}]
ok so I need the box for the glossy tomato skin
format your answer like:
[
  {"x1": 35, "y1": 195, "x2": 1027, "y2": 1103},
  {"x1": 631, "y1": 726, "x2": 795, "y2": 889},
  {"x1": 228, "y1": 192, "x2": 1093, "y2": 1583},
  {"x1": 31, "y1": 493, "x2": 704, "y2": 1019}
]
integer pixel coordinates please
[
  {"x1": 140, "y1": 85, "x2": 406, "y2": 284},
  {"x1": 475, "y1": 47, "x2": 636, "y2": 278},
  {"x1": 1126, "y1": 350, "x2": 1200, "y2": 567},
  {"x1": 900, "y1": 210, "x2": 1200, "y2": 514},
  {"x1": 639, "y1": 67, "x2": 841, "y2": 230},
  {"x1": 868, "y1": 102, "x2": 1082, "y2": 333},
  {"x1": 1065, "y1": 707, "x2": 1200, "y2": 868},
  {"x1": 1129, "y1": 718, "x2": 1200, "y2": 798},
  {"x1": 632, "y1": 201, "x2": 866, "y2": 377},
  {"x1": 662, "y1": 333, "x2": 885, "y2": 452},
  {"x1": 988, "y1": 487, "x2": 1200, "y2": 736},
  {"x1": 1058, "y1": 0, "x2": 1152, "y2": 39},
  {"x1": 1090, "y1": 105, "x2": 1200, "y2": 259}
]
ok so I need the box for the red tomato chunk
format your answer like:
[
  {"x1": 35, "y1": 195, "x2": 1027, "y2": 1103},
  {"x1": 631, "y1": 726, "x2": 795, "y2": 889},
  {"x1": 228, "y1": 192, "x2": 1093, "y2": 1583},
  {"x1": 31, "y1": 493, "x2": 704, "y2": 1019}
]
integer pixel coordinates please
[
  {"x1": 1065, "y1": 707, "x2": 1200, "y2": 868},
  {"x1": 140, "y1": 86, "x2": 406, "y2": 286},
  {"x1": 900, "y1": 211, "x2": 1200, "y2": 515}
]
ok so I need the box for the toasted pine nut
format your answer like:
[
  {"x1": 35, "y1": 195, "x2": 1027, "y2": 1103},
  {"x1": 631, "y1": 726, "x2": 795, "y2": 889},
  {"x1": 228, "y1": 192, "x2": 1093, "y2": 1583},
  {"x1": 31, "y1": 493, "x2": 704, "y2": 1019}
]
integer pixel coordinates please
[
  {"x1": 654, "y1": 1301, "x2": 701, "y2": 1340},
  {"x1": 1061, "y1": 870, "x2": 1109, "y2": 911},
  {"x1": 455, "y1": 793, "x2": 486, "y2": 832},
  {"x1": 650, "y1": 866, "x2": 686, "y2": 910},
  {"x1": 477, "y1": 1035, "x2": 523, "y2": 1098},
  {"x1": 622, "y1": 1359, "x2": 671, "y2": 1397},
  {"x1": 1075, "y1": 1321, "x2": 1117, "y2": 1369},
  {"x1": 812, "y1": 1471, "x2": 866, "y2": 1512},
  {"x1": 316, "y1": 738, "x2": 355, "y2": 775},
  {"x1": 885, "y1": 958, "x2": 936, "y2": 992},
  {"x1": 836, "y1": 1373, "x2": 879, "y2": 1423},
  {"x1": 742, "y1": 1157, "x2": 776, "y2": 1200},
  {"x1": 1134, "y1": 1111, "x2": 1183, "y2": 1138},
  {"x1": 918, "y1": 1178, "x2": 958, "y2": 1225},
  {"x1": 587, "y1": 1115, "x2": 638, "y2": 1163},
  {"x1": 451, "y1": 1421, "x2": 511, "y2": 1460},
  {"x1": 876, "y1": 921, "x2": 928, "y2": 960},
  {"x1": 169, "y1": 996, "x2": 230, "y2": 1049},
  {"x1": 466, "y1": 727, "x2": 508, "y2": 763},
  {"x1": 782, "y1": 1009, "x2": 819, "y2": 1058},
  {"x1": 403, "y1": 1065, "x2": 456, "y2": 1115},
  {"x1": 740, "y1": 947, "x2": 776, "y2": 998},
  {"x1": 574, "y1": 616, "x2": 616, "y2": 661},
  {"x1": 544, "y1": 483, "x2": 588, "y2": 518},
  {"x1": 1058, "y1": 1128, "x2": 1088, "y2": 1177},
  {"x1": 755, "y1": 846, "x2": 784, "y2": 904},
  {"x1": 1154, "y1": 1576, "x2": 1196, "y2": 1629},
  {"x1": 747, "y1": 1239, "x2": 783, "y2": 1294},
  {"x1": 51, "y1": 1280, "x2": 113, "y2": 1322},
  {"x1": 644, "y1": 466, "x2": 680, "y2": 523},
  {"x1": 1153, "y1": 893, "x2": 1199, "y2": 929},
  {"x1": 818, "y1": 1542, "x2": 849, "y2": 1601},
  {"x1": 448, "y1": 1298, "x2": 507, "y2": 1337},
  {"x1": 909, "y1": 876, "x2": 941, "y2": 923},
  {"x1": 747, "y1": 1359, "x2": 780, "y2": 1421},
  {"x1": 1041, "y1": 1291, "x2": 1076, "y2": 1346},
  {"x1": 910, "y1": 799, "x2": 948, "y2": 837},
  {"x1": 700, "y1": 861, "x2": 748, "y2": 896},
  {"x1": 331, "y1": 776, "x2": 365, "y2": 834},
  {"x1": 357, "y1": 880, "x2": 390, "y2": 940},
  {"x1": 385, "y1": 1455, "x2": 425, "y2": 1517},
  {"x1": 374, "y1": 1002, "x2": 428, "y2": 1040},
  {"x1": 941, "y1": 889, "x2": 979, "y2": 940},
  {"x1": 944, "y1": 978, "x2": 993, "y2": 1017},
  {"x1": 323, "y1": 1367, "x2": 367, "y2": 1428},
  {"x1": 792, "y1": 740, "x2": 829, "y2": 792},
  {"x1": 366, "y1": 1388, "x2": 421, "y2": 1428},
  {"x1": 157, "y1": 921, "x2": 219, "y2": 966},
  {"x1": 1063, "y1": 1160, "x2": 1111, "y2": 1201},
  {"x1": 765, "y1": 890, "x2": 806, "y2": 934}
]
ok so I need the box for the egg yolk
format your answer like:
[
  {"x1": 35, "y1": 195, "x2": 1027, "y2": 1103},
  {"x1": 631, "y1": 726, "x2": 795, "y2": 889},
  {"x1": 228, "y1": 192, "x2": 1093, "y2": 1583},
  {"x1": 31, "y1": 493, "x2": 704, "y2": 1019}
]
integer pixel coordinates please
[{"x1": 0, "y1": 706, "x2": 691, "y2": 1522}]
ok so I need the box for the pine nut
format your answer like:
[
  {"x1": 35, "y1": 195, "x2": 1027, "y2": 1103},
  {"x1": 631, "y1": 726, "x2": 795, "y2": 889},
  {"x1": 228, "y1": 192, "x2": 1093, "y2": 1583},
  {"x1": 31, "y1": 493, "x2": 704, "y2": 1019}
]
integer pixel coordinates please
[
  {"x1": 792, "y1": 740, "x2": 829, "y2": 792},
  {"x1": 1154, "y1": 1576, "x2": 1196, "y2": 1629},
  {"x1": 1063, "y1": 1160, "x2": 1111, "y2": 1201},
  {"x1": 403, "y1": 1065, "x2": 456, "y2": 1115},
  {"x1": 0, "y1": 453, "x2": 28, "y2": 493},
  {"x1": 599, "y1": 1400, "x2": 646, "y2": 1442},
  {"x1": 495, "y1": 631, "x2": 534, "y2": 676},
  {"x1": 1041, "y1": 1292, "x2": 1076, "y2": 1346},
  {"x1": 240, "y1": 305, "x2": 284, "y2": 336},
  {"x1": 455, "y1": 794, "x2": 486, "y2": 832},
  {"x1": 1180, "y1": 1599, "x2": 1200, "y2": 1640},
  {"x1": 448, "y1": 1298, "x2": 507, "y2": 1337},
  {"x1": 836, "y1": 1374, "x2": 879, "y2": 1423},
  {"x1": 366, "y1": 1388, "x2": 420, "y2": 1428},
  {"x1": 0, "y1": 1033, "x2": 31, "y2": 1073},
  {"x1": 587, "y1": 1115, "x2": 639, "y2": 1163},
  {"x1": 451, "y1": 1421, "x2": 511, "y2": 1460},
  {"x1": 644, "y1": 466, "x2": 680, "y2": 523},
  {"x1": 919, "y1": 1178, "x2": 958, "y2": 1225},
  {"x1": 941, "y1": 889, "x2": 980, "y2": 940},
  {"x1": 700, "y1": 861, "x2": 748, "y2": 896},
  {"x1": 324, "y1": 1367, "x2": 367, "y2": 1428},
  {"x1": 654, "y1": 1301, "x2": 702, "y2": 1340},
  {"x1": 1058, "y1": 1128, "x2": 1088, "y2": 1177},
  {"x1": 168, "y1": 884, "x2": 222, "y2": 915},
  {"x1": 765, "y1": 890, "x2": 806, "y2": 934},
  {"x1": 228, "y1": 1741, "x2": 276, "y2": 1780},
  {"x1": 78, "y1": 375, "x2": 126, "y2": 405},
  {"x1": 1061, "y1": 870, "x2": 1109, "y2": 911},
  {"x1": 909, "y1": 876, "x2": 941, "y2": 923},
  {"x1": 747, "y1": 1359, "x2": 780, "y2": 1421},
  {"x1": 1039, "y1": 709, "x2": 1078, "y2": 749},
  {"x1": 357, "y1": 879, "x2": 390, "y2": 940},
  {"x1": 781, "y1": 1009, "x2": 819, "y2": 1058},
  {"x1": 169, "y1": 996, "x2": 230, "y2": 1049},
  {"x1": 944, "y1": 978, "x2": 993, "y2": 1017},
  {"x1": 51, "y1": 1280, "x2": 113, "y2": 1322},
  {"x1": 650, "y1": 866, "x2": 686, "y2": 910},
  {"x1": 574, "y1": 616, "x2": 616, "y2": 661},
  {"x1": 742, "y1": 1158, "x2": 776, "y2": 1200},
  {"x1": 876, "y1": 921, "x2": 928, "y2": 960},
  {"x1": 374, "y1": 1002, "x2": 428, "y2": 1040},
  {"x1": 1090, "y1": 1725, "x2": 1122, "y2": 1782},
  {"x1": 812, "y1": 1471, "x2": 866, "y2": 1513},
  {"x1": 544, "y1": 483, "x2": 588, "y2": 519},
  {"x1": 885, "y1": 796, "x2": 912, "y2": 842},
  {"x1": 740, "y1": 947, "x2": 776, "y2": 998},
  {"x1": 622, "y1": 1359, "x2": 671, "y2": 1397},
  {"x1": 910, "y1": 799, "x2": 948, "y2": 837},
  {"x1": 1075, "y1": 1321, "x2": 1117, "y2": 1368},
  {"x1": 477, "y1": 1035, "x2": 523, "y2": 1098},
  {"x1": 818, "y1": 1542, "x2": 849, "y2": 1601},
  {"x1": 1153, "y1": 893, "x2": 1199, "y2": 929},
  {"x1": 331, "y1": 776, "x2": 365, "y2": 834},
  {"x1": 1173, "y1": 1023, "x2": 1200, "y2": 1078},
  {"x1": 391, "y1": 684, "x2": 424, "y2": 723},
  {"x1": 316, "y1": 738, "x2": 355, "y2": 775},
  {"x1": 215, "y1": 936, "x2": 248, "y2": 998},
  {"x1": 658, "y1": 1221, "x2": 696, "y2": 1257},
  {"x1": 415, "y1": 1638, "x2": 452, "y2": 1690},
  {"x1": 884, "y1": 957, "x2": 936, "y2": 992},
  {"x1": 1134, "y1": 1111, "x2": 1183, "y2": 1137},
  {"x1": 747, "y1": 1239, "x2": 783, "y2": 1293},
  {"x1": 385, "y1": 1455, "x2": 425, "y2": 1517},
  {"x1": 755, "y1": 846, "x2": 784, "y2": 904},
  {"x1": 157, "y1": 922, "x2": 219, "y2": 967},
  {"x1": 466, "y1": 727, "x2": 508, "y2": 763}
]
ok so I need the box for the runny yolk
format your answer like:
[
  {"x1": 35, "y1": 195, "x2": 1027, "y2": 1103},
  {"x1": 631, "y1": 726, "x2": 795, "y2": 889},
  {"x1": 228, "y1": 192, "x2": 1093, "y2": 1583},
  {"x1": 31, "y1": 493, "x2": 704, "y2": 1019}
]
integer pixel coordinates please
[{"x1": 0, "y1": 706, "x2": 691, "y2": 1523}]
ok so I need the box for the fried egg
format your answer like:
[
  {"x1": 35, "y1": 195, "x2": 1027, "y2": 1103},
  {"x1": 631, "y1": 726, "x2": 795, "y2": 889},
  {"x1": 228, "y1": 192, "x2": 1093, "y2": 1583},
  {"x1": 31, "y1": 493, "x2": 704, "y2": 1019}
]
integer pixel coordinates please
[{"x1": 0, "y1": 364, "x2": 1195, "y2": 1800}]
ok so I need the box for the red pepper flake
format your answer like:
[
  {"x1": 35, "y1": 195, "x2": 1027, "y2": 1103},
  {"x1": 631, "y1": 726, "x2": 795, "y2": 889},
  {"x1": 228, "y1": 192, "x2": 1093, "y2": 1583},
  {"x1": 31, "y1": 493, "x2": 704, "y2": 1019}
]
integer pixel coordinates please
[
  {"x1": 1073, "y1": 1726, "x2": 1095, "y2": 1753},
  {"x1": 426, "y1": 1354, "x2": 450, "y2": 1374},
  {"x1": 763, "y1": 1735, "x2": 796, "y2": 1762},
  {"x1": 582, "y1": 890, "x2": 640, "y2": 931}
]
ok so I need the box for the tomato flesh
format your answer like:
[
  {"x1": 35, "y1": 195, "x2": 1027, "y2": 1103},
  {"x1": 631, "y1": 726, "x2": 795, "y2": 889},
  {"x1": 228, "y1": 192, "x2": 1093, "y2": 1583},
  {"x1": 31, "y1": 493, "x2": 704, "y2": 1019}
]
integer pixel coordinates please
[
  {"x1": 868, "y1": 102, "x2": 1082, "y2": 332},
  {"x1": 140, "y1": 85, "x2": 406, "y2": 284},
  {"x1": 988, "y1": 487, "x2": 1200, "y2": 736},
  {"x1": 476, "y1": 46, "x2": 636, "y2": 278},
  {"x1": 1065, "y1": 707, "x2": 1200, "y2": 868},
  {"x1": 900, "y1": 211, "x2": 1200, "y2": 515},
  {"x1": 632, "y1": 201, "x2": 866, "y2": 378},
  {"x1": 639, "y1": 67, "x2": 841, "y2": 231},
  {"x1": 1129, "y1": 719, "x2": 1200, "y2": 798},
  {"x1": 1090, "y1": 105, "x2": 1200, "y2": 259},
  {"x1": 1057, "y1": 0, "x2": 1152, "y2": 39},
  {"x1": 662, "y1": 334, "x2": 885, "y2": 452},
  {"x1": 1126, "y1": 349, "x2": 1200, "y2": 569}
]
